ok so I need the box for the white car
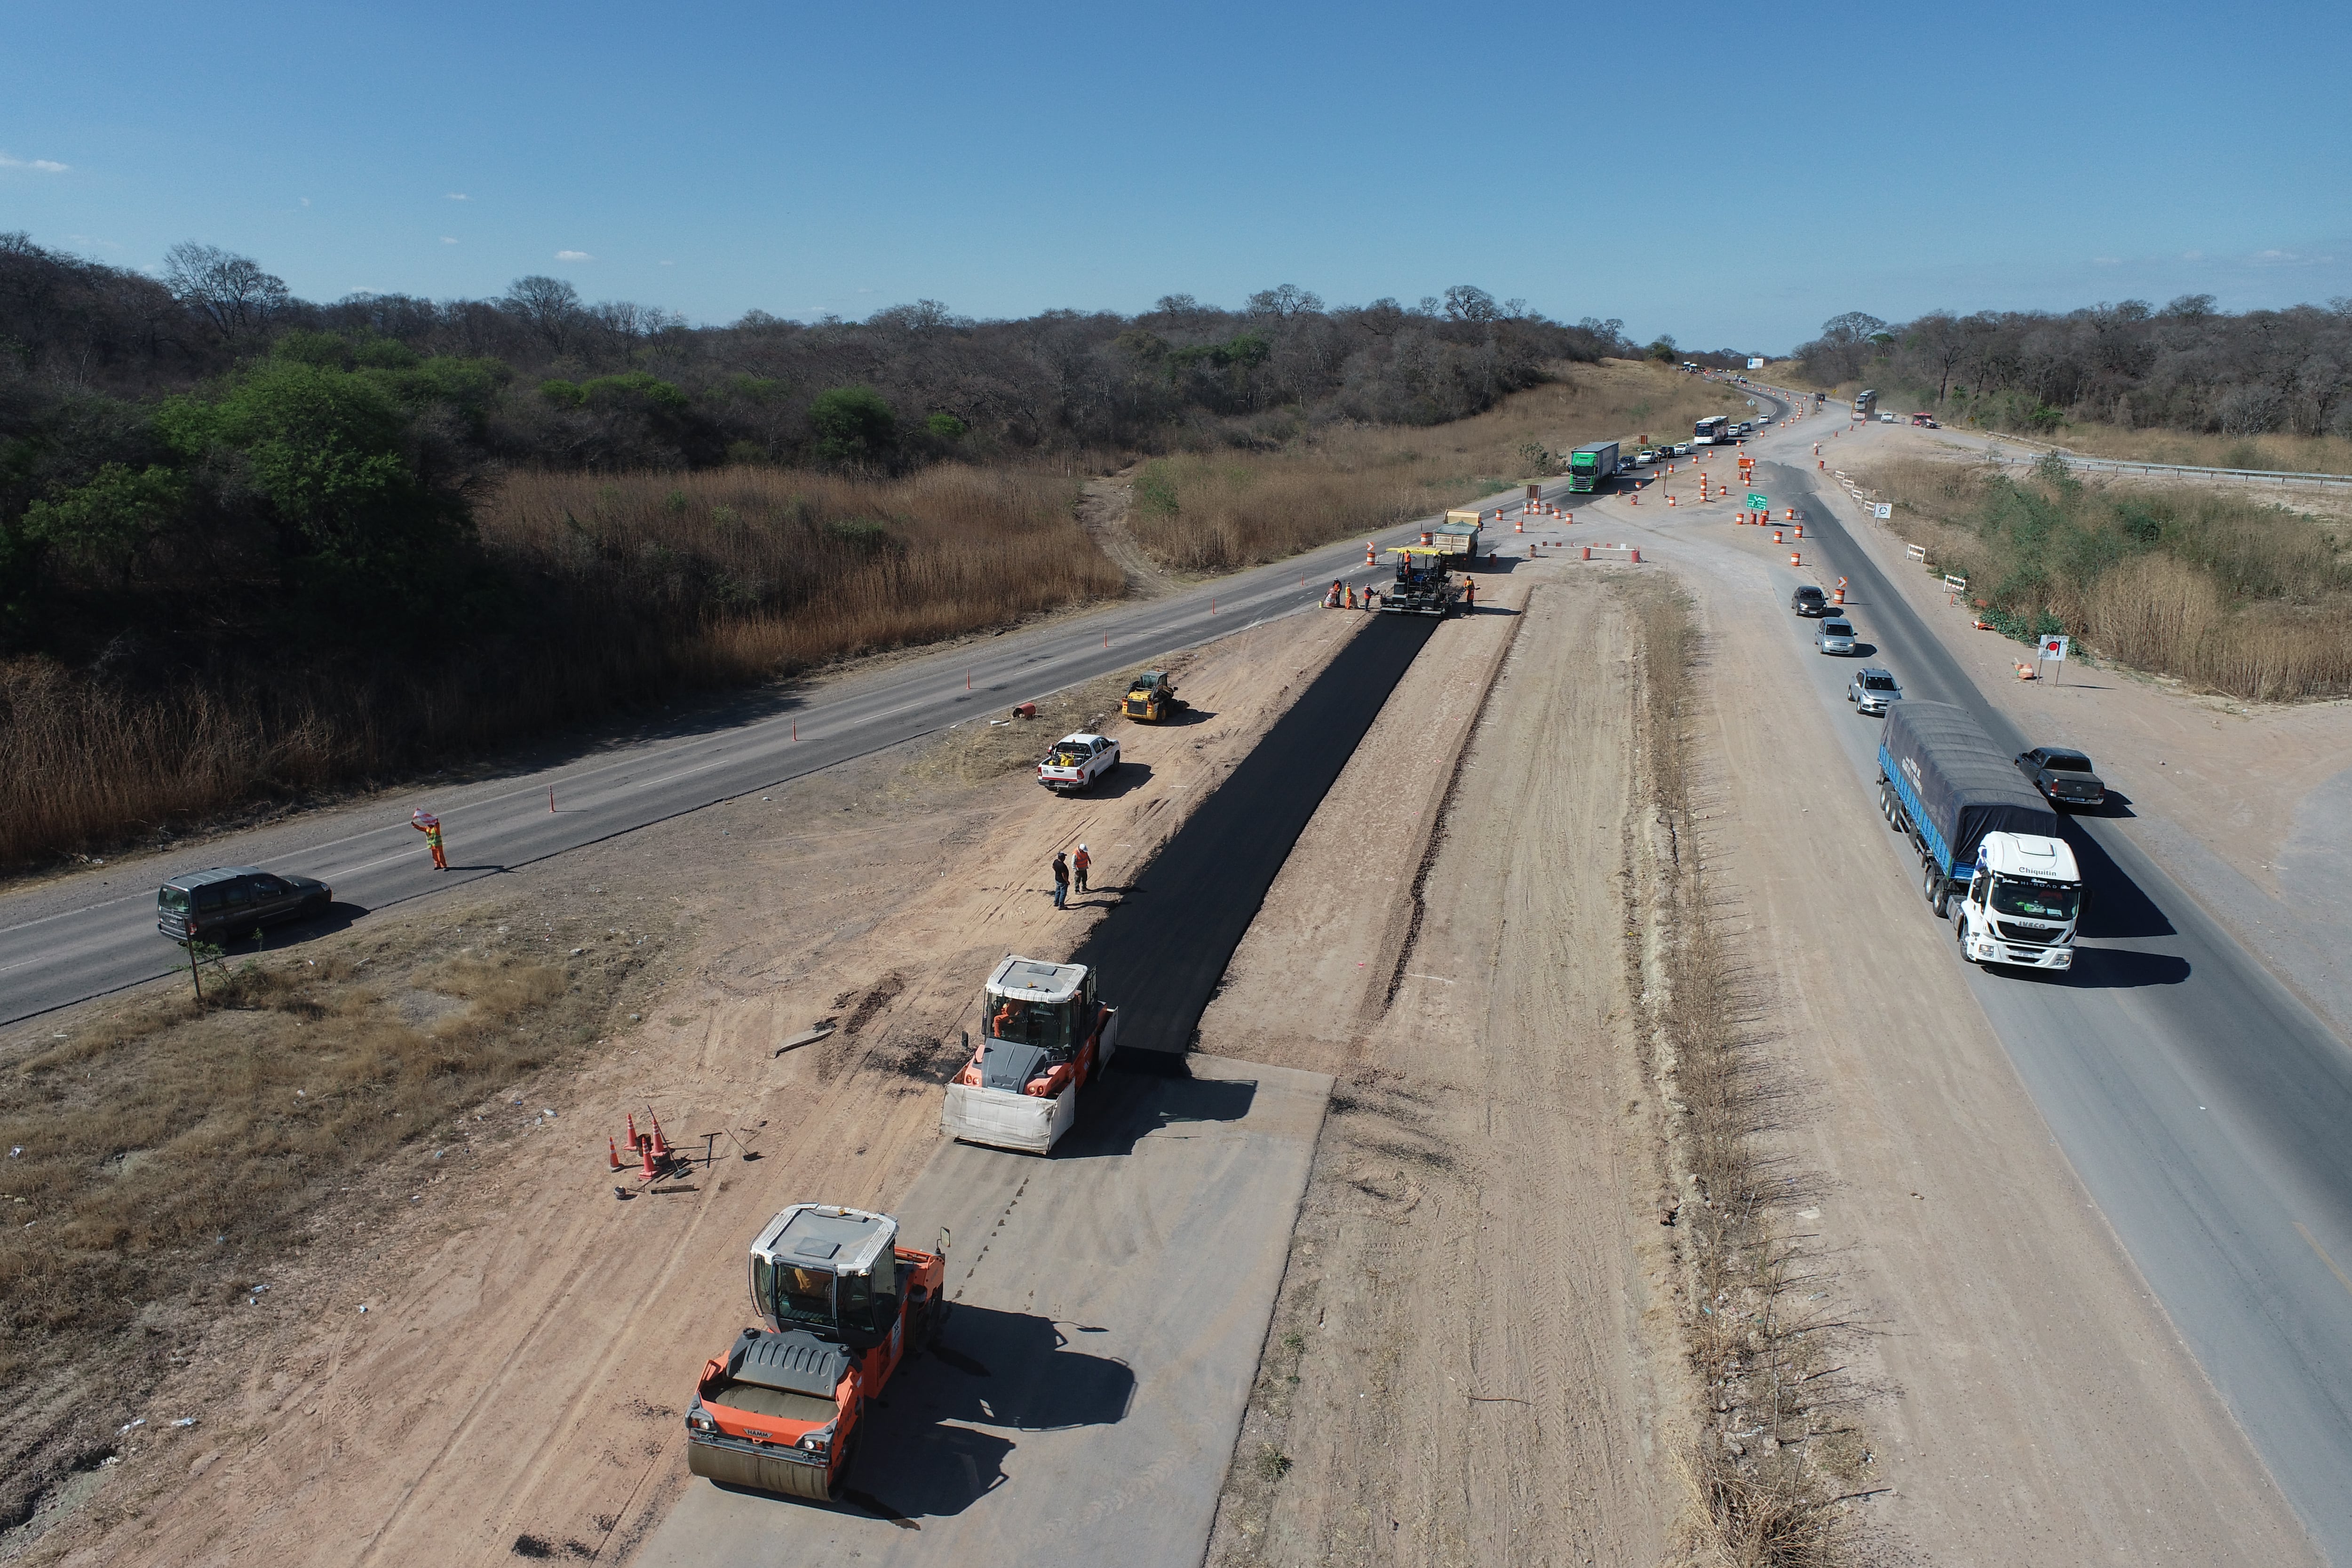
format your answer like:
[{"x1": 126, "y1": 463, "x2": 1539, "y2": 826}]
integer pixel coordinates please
[
  {"x1": 1037, "y1": 732, "x2": 1120, "y2": 793},
  {"x1": 1815, "y1": 619, "x2": 1858, "y2": 655}
]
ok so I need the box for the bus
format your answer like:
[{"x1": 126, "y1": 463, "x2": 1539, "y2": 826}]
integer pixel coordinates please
[
  {"x1": 1852, "y1": 389, "x2": 1878, "y2": 422},
  {"x1": 1693, "y1": 415, "x2": 1730, "y2": 445}
]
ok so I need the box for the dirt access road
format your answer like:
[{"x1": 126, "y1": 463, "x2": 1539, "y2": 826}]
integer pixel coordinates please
[{"x1": 1200, "y1": 568, "x2": 1685, "y2": 1567}]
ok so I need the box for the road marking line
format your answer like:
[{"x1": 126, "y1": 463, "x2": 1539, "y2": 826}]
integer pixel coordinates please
[{"x1": 2296, "y1": 1224, "x2": 2352, "y2": 1303}]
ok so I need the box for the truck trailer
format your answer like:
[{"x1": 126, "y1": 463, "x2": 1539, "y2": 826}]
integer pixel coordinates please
[
  {"x1": 1567, "y1": 441, "x2": 1619, "y2": 493},
  {"x1": 1876, "y1": 701, "x2": 2083, "y2": 971}
]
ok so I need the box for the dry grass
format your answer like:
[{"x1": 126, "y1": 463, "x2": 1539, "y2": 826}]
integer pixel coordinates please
[
  {"x1": 1624, "y1": 577, "x2": 1878, "y2": 1567},
  {"x1": 1128, "y1": 361, "x2": 1748, "y2": 570},
  {"x1": 0, "y1": 464, "x2": 1120, "y2": 869},
  {"x1": 0, "y1": 893, "x2": 673, "y2": 1532},
  {"x1": 1858, "y1": 454, "x2": 2352, "y2": 700}
]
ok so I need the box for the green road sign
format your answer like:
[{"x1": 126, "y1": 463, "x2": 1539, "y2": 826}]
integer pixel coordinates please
[{"x1": 1747, "y1": 493, "x2": 1769, "y2": 509}]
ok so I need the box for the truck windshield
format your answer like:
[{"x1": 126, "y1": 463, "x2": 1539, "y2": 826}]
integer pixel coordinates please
[
  {"x1": 1989, "y1": 878, "x2": 2080, "y2": 921},
  {"x1": 1571, "y1": 454, "x2": 1596, "y2": 470}
]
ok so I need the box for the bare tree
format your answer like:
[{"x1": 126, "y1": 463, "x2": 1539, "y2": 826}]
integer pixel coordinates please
[
  {"x1": 160, "y1": 242, "x2": 290, "y2": 335},
  {"x1": 502, "y1": 274, "x2": 584, "y2": 355}
]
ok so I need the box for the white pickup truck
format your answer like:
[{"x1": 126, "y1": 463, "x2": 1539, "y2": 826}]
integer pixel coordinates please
[{"x1": 1037, "y1": 732, "x2": 1120, "y2": 793}]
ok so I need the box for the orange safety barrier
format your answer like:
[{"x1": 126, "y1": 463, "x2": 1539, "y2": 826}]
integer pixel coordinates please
[
  {"x1": 1790, "y1": 551, "x2": 1802, "y2": 566},
  {"x1": 1366, "y1": 541, "x2": 1376, "y2": 565},
  {"x1": 1772, "y1": 528, "x2": 1784, "y2": 543}
]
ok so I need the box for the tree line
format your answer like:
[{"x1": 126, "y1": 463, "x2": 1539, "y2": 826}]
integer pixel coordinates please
[
  {"x1": 0, "y1": 230, "x2": 1697, "y2": 659},
  {"x1": 1790, "y1": 297, "x2": 2352, "y2": 438}
]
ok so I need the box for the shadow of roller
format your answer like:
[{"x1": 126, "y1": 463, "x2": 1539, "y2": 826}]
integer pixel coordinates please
[{"x1": 1072, "y1": 614, "x2": 1441, "y2": 1065}]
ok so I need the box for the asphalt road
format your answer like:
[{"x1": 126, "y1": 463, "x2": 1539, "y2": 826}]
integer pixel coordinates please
[
  {"x1": 0, "y1": 501, "x2": 1475, "y2": 1026},
  {"x1": 632, "y1": 1054, "x2": 1331, "y2": 1567},
  {"x1": 1605, "y1": 393, "x2": 2352, "y2": 1559}
]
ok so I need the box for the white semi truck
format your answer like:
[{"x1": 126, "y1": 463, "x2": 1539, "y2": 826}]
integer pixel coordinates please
[{"x1": 1878, "y1": 702, "x2": 2084, "y2": 972}]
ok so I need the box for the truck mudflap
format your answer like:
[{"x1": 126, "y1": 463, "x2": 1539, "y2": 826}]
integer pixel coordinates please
[{"x1": 686, "y1": 1432, "x2": 835, "y2": 1499}]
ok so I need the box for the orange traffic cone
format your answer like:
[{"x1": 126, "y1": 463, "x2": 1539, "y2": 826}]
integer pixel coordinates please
[{"x1": 608, "y1": 1137, "x2": 624, "y2": 1171}]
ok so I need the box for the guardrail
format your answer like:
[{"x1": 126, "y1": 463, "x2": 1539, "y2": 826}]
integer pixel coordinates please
[{"x1": 1979, "y1": 446, "x2": 2352, "y2": 487}]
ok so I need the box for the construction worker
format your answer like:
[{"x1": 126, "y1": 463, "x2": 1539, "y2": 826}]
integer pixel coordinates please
[
  {"x1": 1364, "y1": 585, "x2": 1378, "y2": 610},
  {"x1": 993, "y1": 997, "x2": 1021, "y2": 1036},
  {"x1": 1073, "y1": 844, "x2": 1091, "y2": 893},
  {"x1": 412, "y1": 809, "x2": 447, "y2": 870},
  {"x1": 1051, "y1": 851, "x2": 1070, "y2": 910},
  {"x1": 1462, "y1": 578, "x2": 1477, "y2": 609}
]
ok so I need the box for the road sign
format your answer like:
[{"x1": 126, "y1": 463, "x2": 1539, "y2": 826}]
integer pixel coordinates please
[
  {"x1": 1873, "y1": 503, "x2": 1893, "y2": 519},
  {"x1": 2040, "y1": 635, "x2": 2070, "y2": 662},
  {"x1": 1747, "y1": 493, "x2": 1769, "y2": 509},
  {"x1": 1747, "y1": 357, "x2": 1765, "y2": 369}
]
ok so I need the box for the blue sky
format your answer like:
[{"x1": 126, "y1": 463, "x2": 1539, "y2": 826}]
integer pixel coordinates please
[{"x1": 3, "y1": 0, "x2": 2346, "y2": 351}]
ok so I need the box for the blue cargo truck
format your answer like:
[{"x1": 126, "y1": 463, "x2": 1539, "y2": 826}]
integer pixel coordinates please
[{"x1": 1876, "y1": 703, "x2": 2083, "y2": 970}]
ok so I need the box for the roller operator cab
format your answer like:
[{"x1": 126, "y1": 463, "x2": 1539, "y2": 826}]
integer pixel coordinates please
[
  {"x1": 684, "y1": 1203, "x2": 947, "y2": 1501},
  {"x1": 1954, "y1": 834, "x2": 2084, "y2": 971},
  {"x1": 941, "y1": 957, "x2": 1118, "y2": 1154}
]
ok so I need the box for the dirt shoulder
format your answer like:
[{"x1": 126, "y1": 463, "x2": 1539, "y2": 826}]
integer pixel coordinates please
[
  {"x1": 1, "y1": 608, "x2": 1367, "y2": 1568},
  {"x1": 1201, "y1": 567, "x2": 1688, "y2": 1567}
]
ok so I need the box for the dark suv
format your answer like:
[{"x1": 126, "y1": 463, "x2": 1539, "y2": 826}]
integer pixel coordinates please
[
  {"x1": 2016, "y1": 747, "x2": 2106, "y2": 811},
  {"x1": 158, "y1": 867, "x2": 332, "y2": 943},
  {"x1": 1790, "y1": 585, "x2": 1830, "y2": 616}
]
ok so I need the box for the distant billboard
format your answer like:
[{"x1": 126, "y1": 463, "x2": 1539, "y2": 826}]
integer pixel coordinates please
[{"x1": 1747, "y1": 357, "x2": 1765, "y2": 369}]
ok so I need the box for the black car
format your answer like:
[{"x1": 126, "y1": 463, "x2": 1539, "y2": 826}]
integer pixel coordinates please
[
  {"x1": 158, "y1": 866, "x2": 332, "y2": 943},
  {"x1": 1790, "y1": 585, "x2": 1830, "y2": 616},
  {"x1": 2016, "y1": 747, "x2": 2106, "y2": 811}
]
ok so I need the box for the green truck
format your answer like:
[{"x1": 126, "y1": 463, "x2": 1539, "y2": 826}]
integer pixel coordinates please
[{"x1": 1567, "y1": 441, "x2": 1620, "y2": 493}]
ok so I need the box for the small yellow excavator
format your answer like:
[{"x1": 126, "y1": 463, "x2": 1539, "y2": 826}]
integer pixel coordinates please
[{"x1": 1120, "y1": 670, "x2": 1184, "y2": 722}]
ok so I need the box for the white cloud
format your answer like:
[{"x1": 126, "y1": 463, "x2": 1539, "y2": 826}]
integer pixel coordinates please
[
  {"x1": 555, "y1": 249, "x2": 593, "y2": 261},
  {"x1": 441, "y1": 236, "x2": 460, "y2": 245},
  {"x1": 2182, "y1": 250, "x2": 2204, "y2": 261},
  {"x1": 659, "y1": 259, "x2": 675, "y2": 266},
  {"x1": 2092, "y1": 256, "x2": 2121, "y2": 265},
  {"x1": 445, "y1": 192, "x2": 468, "y2": 201},
  {"x1": 300, "y1": 197, "x2": 310, "y2": 207},
  {"x1": 0, "y1": 151, "x2": 70, "y2": 173}
]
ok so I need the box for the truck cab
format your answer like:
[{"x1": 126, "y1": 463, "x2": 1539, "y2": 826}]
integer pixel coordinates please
[{"x1": 1953, "y1": 832, "x2": 2082, "y2": 971}]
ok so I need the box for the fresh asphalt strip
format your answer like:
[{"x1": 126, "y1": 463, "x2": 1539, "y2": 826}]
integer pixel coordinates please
[
  {"x1": 633, "y1": 616, "x2": 1444, "y2": 1564},
  {"x1": 1076, "y1": 611, "x2": 1441, "y2": 1063}
]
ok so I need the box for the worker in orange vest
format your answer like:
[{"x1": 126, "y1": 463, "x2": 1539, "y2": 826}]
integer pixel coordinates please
[
  {"x1": 411, "y1": 809, "x2": 447, "y2": 870},
  {"x1": 1073, "y1": 844, "x2": 1091, "y2": 893},
  {"x1": 1462, "y1": 577, "x2": 1477, "y2": 609}
]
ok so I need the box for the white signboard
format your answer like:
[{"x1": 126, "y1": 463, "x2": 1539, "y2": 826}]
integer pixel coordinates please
[
  {"x1": 1747, "y1": 357, "x2": 1764, "y2": 369},
  {"x1": 1873, "y1": 502, "x2": 1893, "y2": 519},
  {"x1": 2040, "y1": 635, "x2": 2070, "y2": 662}
]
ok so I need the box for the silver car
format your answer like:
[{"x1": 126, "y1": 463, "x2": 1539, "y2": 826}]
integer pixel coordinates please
[
  {"x1": 1815, "y1": 618, "x2": 1858, "y2": 655},
  {"x1": 1847, "y1": 667, "x2": 1900, "y2": 714}
]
